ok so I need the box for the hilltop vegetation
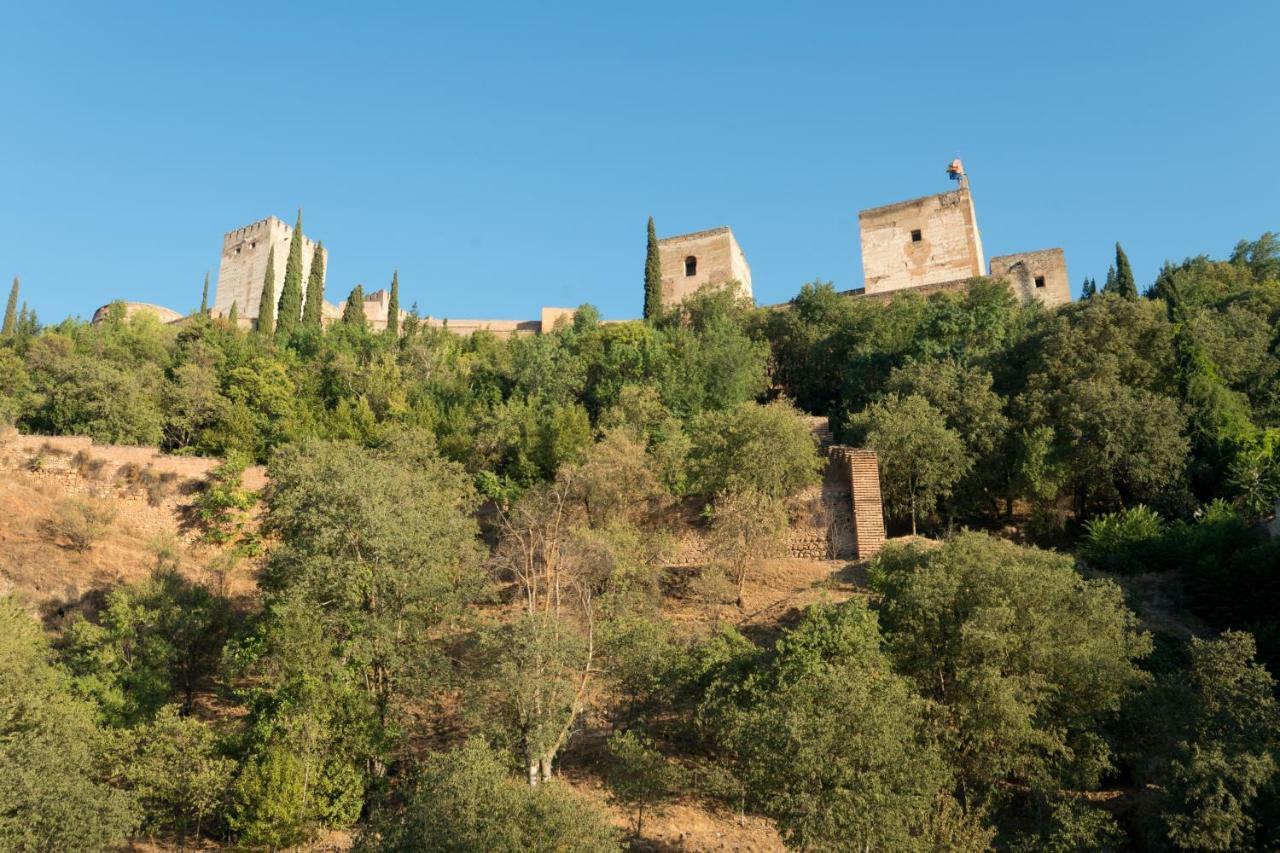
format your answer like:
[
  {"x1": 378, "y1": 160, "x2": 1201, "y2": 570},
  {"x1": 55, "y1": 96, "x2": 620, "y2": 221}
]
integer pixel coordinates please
[{"x1": 2, "y1": 234, "x2": 1280, "y2": 850}]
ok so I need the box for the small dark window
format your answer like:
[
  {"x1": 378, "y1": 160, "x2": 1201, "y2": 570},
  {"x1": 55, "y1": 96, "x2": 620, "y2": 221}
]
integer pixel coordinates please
[
  {"x1": 910, "y1": 229, "x2": 922, "y2": 243},
  {"x1": 1034, "y1": 275, "x2": 1046, "y2": 289},
  {"x1": 685, "y1": 256, "x2": 697, "y2": 277}
]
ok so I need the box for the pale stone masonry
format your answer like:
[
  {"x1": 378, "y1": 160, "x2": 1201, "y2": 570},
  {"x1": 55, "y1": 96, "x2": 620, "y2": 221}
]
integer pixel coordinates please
[
  {"x1": 213, "y1": 216, "x2": 328, "y2": 326},
  {"x1": 989, "y1": 248, "x2": 1071, "y2": 308},
  {"x1": 859, "y1": 187, "x2": 986, "y2": 296},
  {"x1": 656, "y1": 227, "x2": 753, "y2": 308}
]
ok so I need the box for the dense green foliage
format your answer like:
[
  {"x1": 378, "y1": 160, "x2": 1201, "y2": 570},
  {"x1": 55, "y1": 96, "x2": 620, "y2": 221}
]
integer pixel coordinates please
[{"x1": 1, "y1": 232, "x2": 1279, "y2": 849}]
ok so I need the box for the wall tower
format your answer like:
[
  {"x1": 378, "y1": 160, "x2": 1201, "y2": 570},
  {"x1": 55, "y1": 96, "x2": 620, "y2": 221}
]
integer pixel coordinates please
[{"x1": 213, "y1": 217, "x2": 327, "y2": 326}]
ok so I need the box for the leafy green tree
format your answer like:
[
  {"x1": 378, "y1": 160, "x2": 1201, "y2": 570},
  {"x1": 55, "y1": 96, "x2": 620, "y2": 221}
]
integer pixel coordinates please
[
  {"x1": 0, "y1": 597, "x2": 138, "y2": 851},
  {"x1": 386, "y1": 269, "x2": 400, "y2": 337},
  {"x1": 644, "y1": 216, "x2": 662, "y2": 320},
  {"x1": 276, "y1": 209, "x2": 305, "y2": 338},
  {"x1": 1010, "y1": 796, "x2": 1126, "y2": 852},
  {"x1": 195, "y1": 451, "x2": 257, "y2": 546},
  {"x1": 303, "y1": 240, "x2": 326, "y2": 328},
  {"x1": 2, "y1": 276, "x2": 17, "y2": 336},
  {"x1": 258, "y1": 432, "x2": 485, "y2": 760},
  {"x1": 1162, "y1": 632, "x2": 1279, "y2": 851},
  {"x1": 605, "y1": 730, "x2": 679, "y2": 836},
  {"x1": 853, "y1": 393, "x2": 970, "y2": 533},
  {"x1": 707, "y1": 601, "x2": 963, "y2": 851},
  {"x1": 872, "y1": 533, "x2": 1153, "y2": 805},
  {"x1": 355, "y1": 740, "x2": 621, "y2": 852},
  {"x1": 687, "y1": 399, "x2": 822, "y2": 500},
  {"x1": 62, "y1": 566, "x2": 233, "y2": 724},
  {"x1": 106, "y1": 704, "x2": 235, "y2": 843},
  {"x1": 343, "y1": 283, "x2": 367, "y2": 328},
  {"x1": 256, "y1": 244, "x2": 277, "y2": 336}
]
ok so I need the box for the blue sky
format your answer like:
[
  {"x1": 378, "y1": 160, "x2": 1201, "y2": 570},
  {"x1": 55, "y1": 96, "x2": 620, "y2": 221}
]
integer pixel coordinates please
[{"x1": 3, "y1": 1, "x2": 1277, "y2": 322}]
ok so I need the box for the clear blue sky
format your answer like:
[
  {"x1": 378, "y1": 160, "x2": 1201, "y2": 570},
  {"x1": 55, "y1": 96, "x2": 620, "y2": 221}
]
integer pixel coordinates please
[{"x1": 3, "y1": 1, "x2": 1277, "y2": 322}]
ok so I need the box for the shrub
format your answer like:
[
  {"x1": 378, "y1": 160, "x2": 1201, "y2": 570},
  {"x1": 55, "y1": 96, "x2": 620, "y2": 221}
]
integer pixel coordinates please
[
  {"x1": 44, "y1": 497, "x2": 116, "y2": 551},
  {"x1": 1080, "y1": 505, "x2": 1167, "y2": 573}
]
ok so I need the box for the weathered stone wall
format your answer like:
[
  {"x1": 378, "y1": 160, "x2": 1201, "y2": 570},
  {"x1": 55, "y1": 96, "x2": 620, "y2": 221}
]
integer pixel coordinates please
[
  {"x1": 214, "y1": 216, "x2": 327, "y2": 325},
  {"x1": 989, "y1": 248, "x2": 1071, "y2": 308},
  {"x1": 657, "y1": 227, "x2": 753, "y2": 307},
  {"x1": 859, "y1": 188, "x2": 985, "y2": 295},
  {"x1": 0, "y1": 432, "x2": 267, "y2": 492}
]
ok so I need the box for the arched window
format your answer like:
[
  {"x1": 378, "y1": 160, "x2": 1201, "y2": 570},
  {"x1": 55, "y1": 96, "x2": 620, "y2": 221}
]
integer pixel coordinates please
[{"x1": 684, "y1": 256, "x2": 697, "y2": 277}]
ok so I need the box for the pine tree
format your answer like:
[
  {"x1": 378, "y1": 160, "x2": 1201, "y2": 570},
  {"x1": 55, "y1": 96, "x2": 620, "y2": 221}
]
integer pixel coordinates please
[
  {"x1": 644, "y1": 217, "x2": 662, "y2": 320},
  {"x1": 303, "y1": 241, "x2": 325, "y2": 329},
  {"x1": 342, "y1": 284, "x2": 367, "y2": 329},
  {"x1": 200, "y1": 272, "x2": 209, "y2": 315},
  {"x1": 1114, "y1": 242, "x2": 1138, "y2": 300},
  {"x1": 276, "y1": 209, "x2": 305, "y2": 338},
  {"x1": 227, "y1": 301, "x2": 238, "y2": 326},
  {"x1": 257, "y1": 245, "x2": 277, "y2": 336},
  {"x1": 2, "y1": 276, "x2": 17, "y2": 336},
  {"x1": 386, "y1": 270, "x2": 401, "y2": 337},
  {"x1": 1081, "y1": 277, "x2": 1096, "y2": 299}
]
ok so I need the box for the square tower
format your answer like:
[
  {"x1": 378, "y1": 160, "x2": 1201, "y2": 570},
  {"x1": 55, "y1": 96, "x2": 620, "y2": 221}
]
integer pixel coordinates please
[
  {"x1": 213, "y1": 217, "x2": 327, "y2": 325},
  {"x1": 990, "y1": 248, "x2": 1071, "y2": 308},
  {"x1": 858, "y1": 187, "x2": 985, "y2": 295},
  {"x1": 656, "y1": 227, "x2": 753, "y2": 308}
]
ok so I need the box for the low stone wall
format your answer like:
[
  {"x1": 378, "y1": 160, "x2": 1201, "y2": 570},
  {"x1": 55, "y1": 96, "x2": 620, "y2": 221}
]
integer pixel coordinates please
[{"x1": 0, "y1": 431, "x2": 267, "y2": 493}]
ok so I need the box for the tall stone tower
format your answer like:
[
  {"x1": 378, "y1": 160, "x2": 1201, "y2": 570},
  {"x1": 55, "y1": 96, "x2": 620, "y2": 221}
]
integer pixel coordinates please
[
  {"x1": 656, "y1": 226, "x2": 753, "y2": 308},
  {"x1": 858, "y1": 186, "x2": 985, "y2": 296},
  {"x1": 213, "y1": 216, "x2": 327, "y2": 325}
]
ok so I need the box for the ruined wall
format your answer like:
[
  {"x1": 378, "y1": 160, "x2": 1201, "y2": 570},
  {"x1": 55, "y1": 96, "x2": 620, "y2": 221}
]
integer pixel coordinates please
[
  {"x1": 214, "y1": 217, "x2": 327, "y2": 325},
  {"x1": 657, "y1": 227, "x2": 753, "y2": 308},
  {"x1": 859, "y1": 188, "x2": 985, "y2": 295},
  {"x1": 990, "y1": 248, "x2": 1071, "y2": 308}
]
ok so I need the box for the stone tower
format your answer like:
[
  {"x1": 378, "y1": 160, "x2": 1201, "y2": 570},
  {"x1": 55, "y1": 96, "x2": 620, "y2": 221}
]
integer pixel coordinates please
[
  {"x1": 656, "y1": 227, "x2": 753, "y2": 308},
  {"x1": 213, "y1": 216, "x2": 327, "y2": 325},
  {"x1": 858, "y1": 186, "x2": 985, "y2": 296}
]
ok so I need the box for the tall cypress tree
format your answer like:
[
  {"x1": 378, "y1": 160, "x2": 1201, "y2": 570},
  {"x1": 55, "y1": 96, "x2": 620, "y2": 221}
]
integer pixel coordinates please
[
  {"x1": 303, "y1": 241, "x2": 326, "y2": 329},
  {"x1": 386, "y1": 270, "x2": 400, "y2": 337},
  {"x1": 227, "y1": 301, "x2": 239, "y2": 326},
  {"x1": 199, "y1": 272, "x2": 209, "y2": 315},
  {"x1": 342, "y1": 284, "x2": 367, "y2": 329},
  {"x1": 257, "y1": 245, "x2": 277, "y2": 336},
  {"x1": 1081, "y1": 277, "x2": 1096, "y2": 299},
  {"x1": 276, "y1": 209, "x2": 305, "y2": 338},
  {"x1": 1114, "y1": 242, "x2": 1138, "y2": 300},
  {"x1": 1103, "y1": 265, "x2": 1118, "y2": 295},
  {"x1": 643, "y1": 217, "x2": 662, "y2": 320},
  {"x1": 2, "y1": 277, "x2": 18, "y2": 336}
]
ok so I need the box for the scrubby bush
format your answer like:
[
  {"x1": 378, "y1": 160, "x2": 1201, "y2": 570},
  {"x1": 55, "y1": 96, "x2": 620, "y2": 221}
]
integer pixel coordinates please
[
  {"x1": 1080, "y1": 504, "x2": 1167, "y2": 573},
  {"x1": 44, "y1": 497, "x2": 116, "y2": 551}
]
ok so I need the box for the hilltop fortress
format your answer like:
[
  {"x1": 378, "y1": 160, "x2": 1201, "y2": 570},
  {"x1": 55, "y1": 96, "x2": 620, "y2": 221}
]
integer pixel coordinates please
[{"x1": 96, "y1": 163, "x2": 1069, "y2": 331}]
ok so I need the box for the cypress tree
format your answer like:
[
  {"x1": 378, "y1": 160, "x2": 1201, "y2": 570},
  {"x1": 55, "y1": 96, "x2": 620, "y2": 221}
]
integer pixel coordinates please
[
  {"x1": 303, "y1": 241, "x2": 326, "y2": 329},
  {"x1": 643, "y1": 217, "x2": 662, "y2": 320},
  {"x1": 257, "y1": 245, "x2": 277, "y2": 336},
  {"x1": 276, "y1": 209, "x2": 305, "y2": 338},
  {"x1": 200, "y1": 272, "x2": 209, "y2": 315},
  {"x1": 1081, "y1": 277, "x2": 1096, "y2": 299},
  {"x1": 1114, "y1": 242, "x2": 1138, "y2": 300},
  {"x1": 342, "y1": 284, "x2": 367, "y2": 329},
  {"x1": 227, "y1": 301, "x2": 239, "y2": 326},
  {"x1": 386, "y1": 270, "x2": 400, "y2": 337},
  {"x1": 2, "y1": 277, "x2": 17, "y2": 336},
  {"x1": 1103, "y1": 265, "x2": 1118, "y2": 295}
]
